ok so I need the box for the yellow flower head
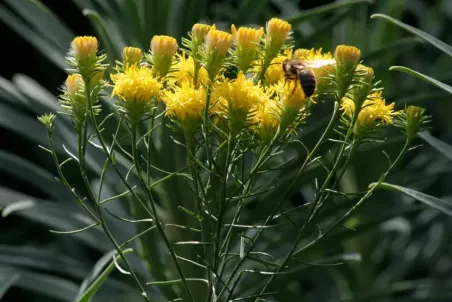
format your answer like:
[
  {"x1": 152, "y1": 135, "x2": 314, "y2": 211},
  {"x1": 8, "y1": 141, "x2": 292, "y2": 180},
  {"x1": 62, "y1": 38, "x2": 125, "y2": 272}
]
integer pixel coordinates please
[
  {"x1": 256, "y1": 98, "x2": 281, "y2": 141},
  {"x1": 192, "y1": 23, "x2": 215, "y2": 41},
  {"x1": 65, "y1": 74, "x2": 84, "y2": 97},
  {"x1": 122, "y1": 47, "x2": 143, "y2": 66},
  {"x1": 263, "y1": 49, "x2": 292, "y2": 85},
  {"x1": 279, "y1": 80, "x2": 307, "y2": 110},
  {"x1": 335, "y1": 45, "x2": 361, "y2": 67},
  {"x1": 213, "y1": 72, "x2": 267, "y2": 116},
  {"x1": 231, "y1": 25, "x2": 264, "y2": 52},
  {"x1": 111, "y1": 65, "x2": 161, "y2": 103},
  {"x1": 205, "y1": 29, "x2": 233, "y2": 56},
  {"x1": 341, "y1": 91, "x2": 399, "y2": 135},
  {"x1": 71, "y1": 36, "x2": 98, "y2": 61},
  {"x1": 162, "y1": 81, "x2": 207, "y2": 122},
  {"x1": 173, "y1": 52, "x2": 209, "y2": 87},
  {"x1": 266, "y1": 18, "x2": 291, "y2": 45}
]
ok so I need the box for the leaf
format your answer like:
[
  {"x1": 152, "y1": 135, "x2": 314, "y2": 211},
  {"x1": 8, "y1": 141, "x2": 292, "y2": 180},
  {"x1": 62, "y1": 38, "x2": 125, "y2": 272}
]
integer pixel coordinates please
[
  {"x1": 0, "y1": 270, "x2": 19, "y2": 299},
  {"x1": 4, "y1": 0, "x2": 73, "y2": 52},
  {"x1": 0, "y1": 267, "x2": 78, "y2": 302},
  {"x1": 0, "y1": 188, "x2": 110, "y2": 252},
  {"x1": 389, "y1": 66, "x2": 452, "y2": 94},
  {"x1": 288, "y1": 0, "x2": 372, "y2": 26},
  {"x1": 371, "y1": 13, "x2": 452, "y2": 57},
  {"x1": 0, "y1": 149, "x2": 70, "y2": 200},
  {"x1": 76, "y1": 248, "x2": 133, "y2": 302},
  {"x1": 377, "y1": 182, "x2": 452, "y2": 216},
  {"x1": 418, "y1": 132, "x2": 452, "y2": 161},
  {"x1": 0, "y1": 245, "x2": 89, "y2": 279}
]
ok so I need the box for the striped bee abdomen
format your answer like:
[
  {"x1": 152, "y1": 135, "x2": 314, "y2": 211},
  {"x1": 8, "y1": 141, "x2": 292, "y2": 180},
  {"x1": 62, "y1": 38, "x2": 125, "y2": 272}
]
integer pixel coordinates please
[{"x1": 297, "y1": 69, "x2": 316, "y2": 98}]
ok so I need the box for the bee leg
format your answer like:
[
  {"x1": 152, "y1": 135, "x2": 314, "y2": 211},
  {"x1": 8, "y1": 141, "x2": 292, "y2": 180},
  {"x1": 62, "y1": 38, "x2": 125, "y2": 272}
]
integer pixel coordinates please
[{"x1": 289, "y1": 80, "x2": 297, "y2": 97}]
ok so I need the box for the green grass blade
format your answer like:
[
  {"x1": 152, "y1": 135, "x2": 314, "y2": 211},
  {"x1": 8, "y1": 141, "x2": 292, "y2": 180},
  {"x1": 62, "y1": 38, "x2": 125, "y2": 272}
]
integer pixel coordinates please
[
  {"x1": 76, "y1": 248, "x2": 133, "y2": 302},
  {"x1": 371, "y1": 13, "x2": 452, "y2": 57},
  {"x1": 389, "y1": 66, "x2": 452, "y2": 94},
  {"x1": 376, "y1": 182, "x2": 452, "y2": 216},
  {"x1": 288, "y1": 0, "x2": 372, "y2": 26},
  {"x1": 418, "y1": 132, "x2": 452, "y2": 161}
]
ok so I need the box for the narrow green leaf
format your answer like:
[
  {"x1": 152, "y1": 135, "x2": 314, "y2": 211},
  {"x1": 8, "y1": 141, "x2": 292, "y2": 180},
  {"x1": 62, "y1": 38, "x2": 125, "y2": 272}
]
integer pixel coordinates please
[
  {"x1": 76, "y1": 248, "x2": 133, "y2": 302},
  {"x1": 377, "y1": 182, "x2": 452, "y2": 216},
  {"x1": 361, "y1": 37, "x2": 423, "y2": 61},
  {"x1": 371, "y1": 13, "x2": 452, "y2": 57},
  {"x1": 0, "y1": 270, "x2": 19, "y2": 299},
  {"x1": 389, "y1": 66, "x2": 452, "y2": 94},
  {"x1": 288, "y1": 0, "x2": 372, "y2": 26},
  {"x1": 418, "y1": 132, "x2": 452, "y2": 161}
]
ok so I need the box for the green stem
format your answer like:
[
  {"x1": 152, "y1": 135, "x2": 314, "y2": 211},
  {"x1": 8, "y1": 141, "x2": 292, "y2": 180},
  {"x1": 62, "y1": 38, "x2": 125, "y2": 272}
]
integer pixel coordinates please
[
  {"x1": 131, "y1": 122, "x2": 196, "y2": 302},
  {"x1": 219, "y1": 101, "x2": 339, "y2": 301}
]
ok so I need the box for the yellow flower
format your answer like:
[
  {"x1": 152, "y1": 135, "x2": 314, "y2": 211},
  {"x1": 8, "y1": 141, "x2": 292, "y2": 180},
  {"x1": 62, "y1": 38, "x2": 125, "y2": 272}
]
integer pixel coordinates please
[
  {"x1": 162, "y1": 81, "x2": 207, "y2": 122},
  {"x1": 256, "y1": 98, "x2": 281, "y2": 141},
  {"x1": 173, "y1": 52, "x2": 209, "y2": 87},
  {"x1": 71, "y1": 36, "x2": 98, "y2": 61},
  {"x1": 335, "y1": 45, "x2": 361, "y2": 67},
  {"x1": 205, "y1": 29, "x2": 233, "y2": 57},
  {"x1": 213, "y1": 72, "x2": 267, "y2": 115},
  {"x1": 271, "y1": 78, "x2": 307, "y2": 110},
  {"x1": 192, "y1": 23, "x2": 215, "y2": 41},
  {"x1": 122, "y1": 47, "x2": 143, "y2": 66},
  {"x1": 263, "y1": 49, "x2": 292, "y2": 85},
  {"x1": 150, "y1": 35, "x2": 178, "y2": 76},
  {"x1": 111, "y1": 65, "x2": 161, "y2": 103},
  {"x1": 341, "y1": 91, "x2": 400, "y2": 135},
  {"x1": 266, "y1": 18, "x2": 291, "y2": 45}
]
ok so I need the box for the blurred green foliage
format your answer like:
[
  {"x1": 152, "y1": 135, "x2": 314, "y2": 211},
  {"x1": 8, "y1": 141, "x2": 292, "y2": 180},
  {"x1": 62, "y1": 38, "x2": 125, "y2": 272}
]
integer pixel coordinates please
[{"x1": 2, "y1": 0, "x2": 452, "y2": 301}]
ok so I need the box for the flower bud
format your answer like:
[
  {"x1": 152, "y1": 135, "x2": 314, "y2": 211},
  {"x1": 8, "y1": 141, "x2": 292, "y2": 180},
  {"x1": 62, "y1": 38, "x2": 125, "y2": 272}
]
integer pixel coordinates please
[
  {"x1": 204, "y1": 29, "x2": 233, "y2": 79},
  {"x1": 122, "y1": 47, "x2": 143, "y2": 66},
  {"x1": 265, "y1": 18, "x2": 291, "y2": 56},
  {"x1": 335, "y1": 45, "x2": 361, "y2": 67},
  {"x1": 192, "y1": 23, "x2": 215, "y2": 42},
  {"x1": 231, "y1": 24, "x2": 264, "y2": 72},
  {"x1": 349, "y1": 64, "x2": 375, "y2": 108},
  {"x1": 69, "y1": 36, "x2": 100, "y2": 79},
  {"x1": 59, "y1": 74, "x2": 88, "y2": 126},
  {"x1": 150, "y1": 35, "x2": 178, "y2": 77},
  {"x1": 395, "y1": 106, "x2": 429, "y2": 141},
  {"x1": 38, "y1": 113, "x2": 56, "y2": 130}
]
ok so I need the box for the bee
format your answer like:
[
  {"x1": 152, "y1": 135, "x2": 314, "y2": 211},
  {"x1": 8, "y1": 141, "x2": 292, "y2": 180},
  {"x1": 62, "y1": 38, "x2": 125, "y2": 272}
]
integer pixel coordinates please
[{"x1": 282, "y1": 59, "x2": 316, "y2": 98}]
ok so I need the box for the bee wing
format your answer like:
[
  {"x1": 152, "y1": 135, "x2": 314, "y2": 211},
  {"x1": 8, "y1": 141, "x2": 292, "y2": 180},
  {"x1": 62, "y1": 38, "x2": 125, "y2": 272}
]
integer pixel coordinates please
[{"x1": 304, "y1": 59, "x2": 336, "y2": 69}]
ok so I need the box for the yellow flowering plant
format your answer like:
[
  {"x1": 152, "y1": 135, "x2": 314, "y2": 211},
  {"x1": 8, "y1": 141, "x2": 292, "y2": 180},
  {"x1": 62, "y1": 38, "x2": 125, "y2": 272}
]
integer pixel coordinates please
[{"x1": 37, "y1": 18, "x2": 429, "y2": 302}]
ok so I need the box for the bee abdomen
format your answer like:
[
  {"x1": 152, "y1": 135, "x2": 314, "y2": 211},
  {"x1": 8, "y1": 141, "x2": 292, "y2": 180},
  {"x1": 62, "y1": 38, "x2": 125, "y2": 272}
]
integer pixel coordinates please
[{"x1": 298, "y1": 71, "x2": 316, "y2": 98}]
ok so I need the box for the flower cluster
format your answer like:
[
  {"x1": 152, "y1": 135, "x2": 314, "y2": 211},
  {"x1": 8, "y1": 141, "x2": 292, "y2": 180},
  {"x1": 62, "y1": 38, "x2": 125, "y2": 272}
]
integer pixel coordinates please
[{"x1": 56, "y1": 18, "x2": 427, "y2": 144}]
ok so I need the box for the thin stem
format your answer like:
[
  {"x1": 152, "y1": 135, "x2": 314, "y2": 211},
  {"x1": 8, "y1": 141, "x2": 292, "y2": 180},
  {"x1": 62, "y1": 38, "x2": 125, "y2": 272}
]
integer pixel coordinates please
[
  {"x1": 146, "y1": 107, "x2": 156, "y2": 185},
  {"x1": 79, "y1": 81, "x2": 149, "y2": 301},
  {"x1": 131, "y1": 122, "x2": 196, "y2": 302},
  {"x1": 219, "y1": 101, "x2": 339, "y2": 301}
]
